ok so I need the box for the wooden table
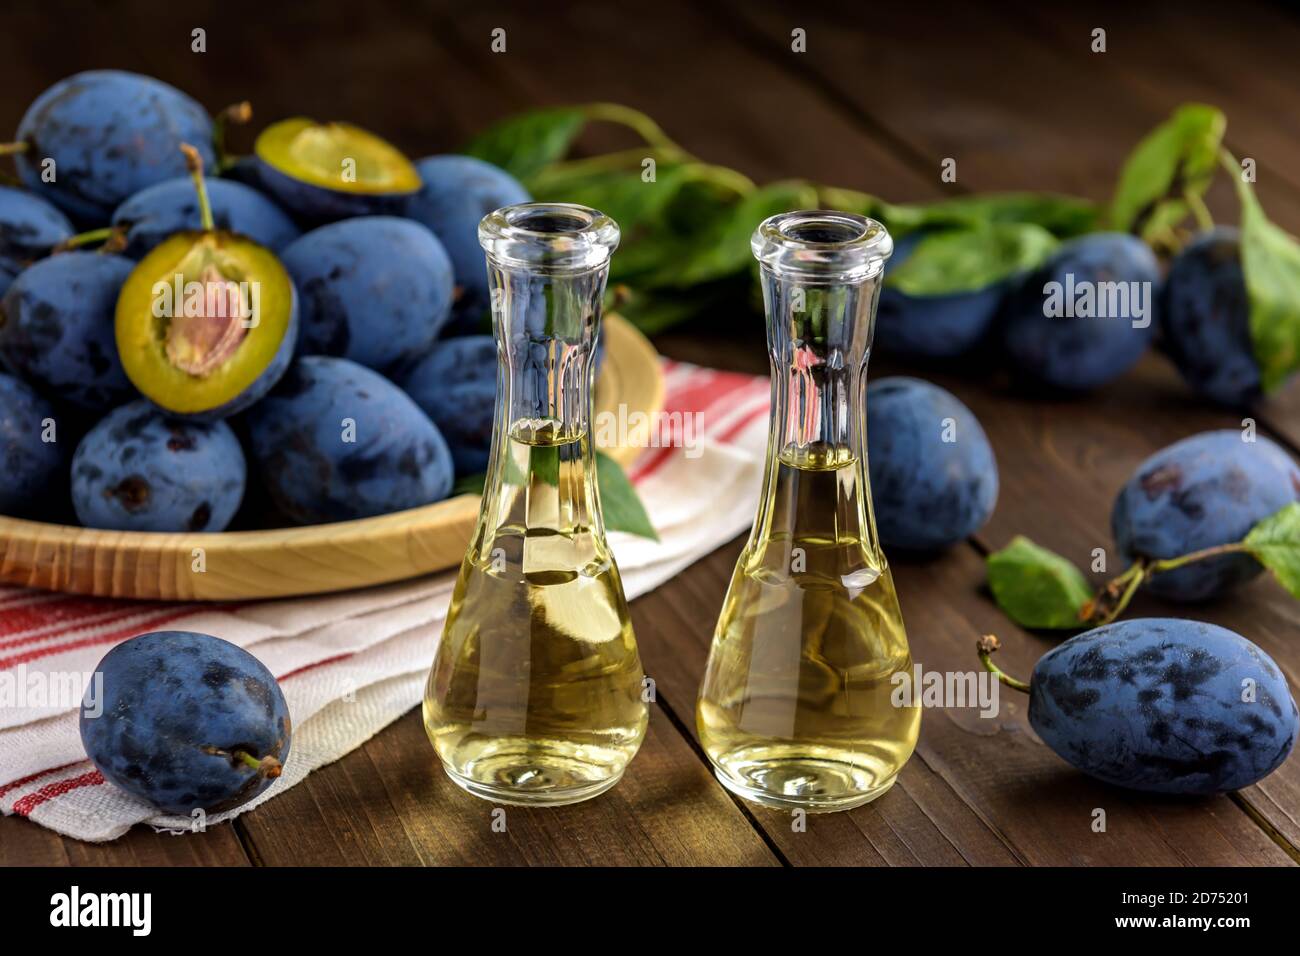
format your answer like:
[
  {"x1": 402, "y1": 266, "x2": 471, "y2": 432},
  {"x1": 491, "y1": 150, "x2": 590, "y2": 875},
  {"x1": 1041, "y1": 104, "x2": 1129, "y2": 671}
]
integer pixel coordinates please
[{"x1": 3, "y1": 0, "x2": 1299, "y2": 866}]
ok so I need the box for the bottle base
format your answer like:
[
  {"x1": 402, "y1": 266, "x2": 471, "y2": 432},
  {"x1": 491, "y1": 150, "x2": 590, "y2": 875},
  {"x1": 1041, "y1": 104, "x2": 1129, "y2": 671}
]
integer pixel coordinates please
[
  {"x1": 436, "y1": 739, "x2": 631, "y2": 807},
  {"x1": 710, "y1": 755, "x2": 899, "y2": 813}
]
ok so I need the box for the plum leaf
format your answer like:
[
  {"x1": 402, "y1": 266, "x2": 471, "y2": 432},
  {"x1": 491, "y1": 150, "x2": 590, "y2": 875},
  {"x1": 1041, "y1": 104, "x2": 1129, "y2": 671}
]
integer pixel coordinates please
[
  {"x1": 465, "y1": 107, "x2": 587, "y2": 181},
  {"x1": 596, "y1": 451, "x2": 659, "y2": 542},
  {"x1": 987, "y1": 535, "x2": 1094, "y2": 629},
  {"x1": 884, "y1": 192, "x2": 1099, "y2": 240},
  {"x1": 1243, "y1": 502, "x2": 1300, "y2": 598},
  {"x1": 447, "y1": 455, "x2": 659, "y2": 541},
  {"x1": 885, "y1": 221, "x2": 1058, "y2": 296},
  {"x1": 1109, "y1": 103, "x2": 1225, "y2": 240},
  {"x1": 1232, "y1": 167, "x2": 1300, "y2": 392},
  {"x1": 670, "y1": 181, "x2": 818, "y2": 287}
]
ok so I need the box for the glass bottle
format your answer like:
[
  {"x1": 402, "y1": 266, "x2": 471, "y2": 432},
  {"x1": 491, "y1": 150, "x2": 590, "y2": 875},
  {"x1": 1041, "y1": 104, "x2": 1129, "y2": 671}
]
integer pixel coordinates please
[
  {"x1": 423, "y1": 203, "x2": 648, "y2": 806},
  {"x1": 696, "y1": 210, "x2": 919, "y2": 813}
]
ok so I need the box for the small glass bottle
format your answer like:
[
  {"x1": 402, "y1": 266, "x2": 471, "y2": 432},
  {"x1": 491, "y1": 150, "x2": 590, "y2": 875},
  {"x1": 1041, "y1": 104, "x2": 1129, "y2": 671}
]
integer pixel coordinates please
[
  {"x1": 696, "y1": 210, "x2": 919, "y2": 812},
  {"x1": 423, "y1": 203, "x2": 648, "y2": 806}
]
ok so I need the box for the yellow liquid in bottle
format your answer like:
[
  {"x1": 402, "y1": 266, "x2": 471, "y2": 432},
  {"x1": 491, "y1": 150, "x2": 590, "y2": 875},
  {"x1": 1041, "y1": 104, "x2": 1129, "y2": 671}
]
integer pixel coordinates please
[
  {"x1": 423, "y1": 422, "x2": 648, "y2": 806},
  {"x1": 697, "y1": 443, "x2": 919, "y2": 812}
]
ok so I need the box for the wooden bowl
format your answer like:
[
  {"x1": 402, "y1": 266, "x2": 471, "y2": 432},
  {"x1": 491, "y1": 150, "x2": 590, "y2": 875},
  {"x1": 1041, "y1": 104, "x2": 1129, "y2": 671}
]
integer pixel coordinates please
[{"x1": 0, "y1": 316, "x2": 663, "y2": 601}]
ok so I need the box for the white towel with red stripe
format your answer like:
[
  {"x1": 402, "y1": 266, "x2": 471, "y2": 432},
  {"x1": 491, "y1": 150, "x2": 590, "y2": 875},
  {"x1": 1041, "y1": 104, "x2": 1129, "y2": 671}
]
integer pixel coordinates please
[{"x1": 0, "y1": 360, "x2": 770, "y2": 842}]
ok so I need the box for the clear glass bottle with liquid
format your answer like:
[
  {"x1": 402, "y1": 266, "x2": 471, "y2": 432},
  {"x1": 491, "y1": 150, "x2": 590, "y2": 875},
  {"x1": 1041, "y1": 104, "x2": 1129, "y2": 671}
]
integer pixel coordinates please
[
  {"x1": 423, "y1": 203, "x2": 648, "y2": 806},
  {"x1": 696, "y1": 210, "x2": 919, "y2": 812}
]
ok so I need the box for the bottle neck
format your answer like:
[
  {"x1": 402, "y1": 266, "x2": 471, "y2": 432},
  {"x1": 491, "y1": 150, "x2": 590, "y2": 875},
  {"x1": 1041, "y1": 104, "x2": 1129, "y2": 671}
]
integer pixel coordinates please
[
  {"x1": 479, "y1": 259, "x2": 609, "y2": 542},
  {"x1": 751, "y1": 265, "x2": 885, "y2": 566},
  {"x1": 492, "y1": 265, "x2": 604, "y2": 437},
  {"x1": 762, "y1": 268, "x2": 878, "y2": 461}
]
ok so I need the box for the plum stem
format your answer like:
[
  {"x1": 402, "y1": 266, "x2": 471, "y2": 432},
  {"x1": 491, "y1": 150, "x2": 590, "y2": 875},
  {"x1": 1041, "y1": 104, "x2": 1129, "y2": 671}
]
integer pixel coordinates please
[
  {"x1": 54, "y1": 225, "x2": 127, "y2": 254},
  {"x1": 180, "y1": 143, "x2": 216, "y2": 232},
  {"x1": 1080, "y1": 540, "x2": 1249, "y2": 627},
  {"x1": 1149, "y1": 541, "x2": 1249, "y2": 573},
  {"x1": 213, "y1": 101, "x2": 253, "y2": 172},
  {"x1": 201, "y1": 745, "x2": 283, "y2": 778},
  {"x1": 977, "y1": 635, "x2": 1031, "y2": 694},
  {"x1": 582, "y1": 102, "x2": 685, "y2": 155},
  {"x1": 1082, "y1": 559, "x2": 1147, "y2": 626},
  {"x1": 0, "y1": 141, "x2": 29, "y2": 157},
  {"x1": 1185, "y1": 189, "x2": 1214, "y2": 232}
]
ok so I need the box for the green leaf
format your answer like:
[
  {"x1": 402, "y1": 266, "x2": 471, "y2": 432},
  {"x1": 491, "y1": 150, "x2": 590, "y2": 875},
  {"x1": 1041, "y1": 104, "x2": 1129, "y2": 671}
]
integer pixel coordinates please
[
  {"x1": 1233, "y1": 170, "x2": 1300, "y2": 392},
  {"x1": 464, "y1": 107, "x2": 587, "y2": 181},
  {"x1": 596, "y1": 451, "x2": 658, "y2": 541},
  {"x1": 881, "y1": 193, "x2": 1099, "y2": 240},
  {"x1": 448, "y1": 457, "x2": 657, "y2": 541},
  {"x1": 1243, "y1": 502, "x2": 1300, "y2": 598},
  {"x1": 451, "y1": 471, "x2": 486, "y2": 496},
  {"x1": 666, "y1": 181, "x2": 818, "y2": 287},
  {"x1": 1109, "y1": 103, "x2": 1225, "y2": 239},
  {"x1": 885, "y1": 222, "x2": 1058, "y2": 296},
  {"x1": 986, "y1": 536, "x2": 1094, "y2": 629},
  {"x1": 529, "y1": 164, "x2": 692, "y2": 245}
]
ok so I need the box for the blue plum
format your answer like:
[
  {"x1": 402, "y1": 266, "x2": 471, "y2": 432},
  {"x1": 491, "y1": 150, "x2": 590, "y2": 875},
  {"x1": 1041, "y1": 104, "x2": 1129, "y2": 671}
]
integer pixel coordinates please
[
  {"x1": 866, "y1": 376, "x2": 998, "y2": 551},
  {"x1": 1160, "y1": 227, "x2": 1262, "y2": 407},
  {"x1": 81, "y1": 631, "x2": 291, "y2": 815},
  {"x1": 1112, "y1": 430, "x2": 1300, "y2": 601},
  {"x1": 247, "y1": 356, "x2": 454, "y2": 524},
  {"x1": 13, "y1": 71, "x2": 215, "y2": 224},
  {"x1": 1001, "y1": 233, "x2": 1159, "y2": 391},
  {"x1": 71, "y1": 400, "x2": 246, "y2": 532},
  {"x1": 1029, "y1": 618, "x2": 1298, "y2": 795},
  {"x1": 404, "y1": 155, "x2": 530, "y2": 334},
  {"x1": 281, "y1": 217, "x2": 454, "y2": 372},
  {"x1": 0, "y1": 185, "x2": 74, "y2": 277},
  {"x1": 0, "y1": 372, "x2": 64, "y2": 517},
  {"x1": 0, "y1": 251, "x2": 135, "y2": 410},
  {"x1": 112, "y1": 176, "x2": 300, "y2": 260},
  {"x1": 398, "y1": 335, "x2": 496, "y2": 475},
  {"x1": 875, "y1": 232, "x2": 1010, "y2": 359}
]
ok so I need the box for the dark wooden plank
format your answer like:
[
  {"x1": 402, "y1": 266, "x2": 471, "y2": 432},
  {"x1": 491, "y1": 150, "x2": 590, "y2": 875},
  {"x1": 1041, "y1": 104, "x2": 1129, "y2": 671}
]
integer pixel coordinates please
[
  {"x1": 238, "y1": 706, "x2": 778, "y2": 866},
  {"x1": 0, "y1": 814, "x2": 252, "y2": 866}
]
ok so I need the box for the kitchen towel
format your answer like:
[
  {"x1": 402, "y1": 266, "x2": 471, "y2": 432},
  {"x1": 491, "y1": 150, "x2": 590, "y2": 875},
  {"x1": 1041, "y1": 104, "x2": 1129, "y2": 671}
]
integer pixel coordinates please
[{"x1": 0, "y1": 359, "x2": 770, "y2": 842}]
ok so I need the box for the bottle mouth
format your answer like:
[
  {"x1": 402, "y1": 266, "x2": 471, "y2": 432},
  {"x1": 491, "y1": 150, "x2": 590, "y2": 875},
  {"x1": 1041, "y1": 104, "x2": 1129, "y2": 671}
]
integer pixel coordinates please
[
  {"x1": 479, "y1": 202, "x2": 620, "y2": 272},
  {"x1": 752, "y1": 210, "x2": 892, "y2": 280}
]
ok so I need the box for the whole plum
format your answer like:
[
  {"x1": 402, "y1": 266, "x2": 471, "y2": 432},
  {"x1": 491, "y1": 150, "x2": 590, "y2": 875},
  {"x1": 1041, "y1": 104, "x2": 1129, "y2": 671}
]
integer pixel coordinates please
[
  {"x1": 399, "y1": 335, "x2": 496, "y2": 475},
  {"x1": 71, "y1": 400, "x2": 246, "y2": 532},
  {"x1": 1160, "y1": 227, "x2": 1262, "y2": 407},
  {"x1": 247, "y1": 356, "x2": 454, "y2": 524},
  {"x1": 112, "y1": 176, "x2": 300, "y2": 260},
  {"x1": 866, "y1": 376, "x2": 998, "y2": 551},
  {"x1": 13, "y1": 71, "x2": 215, "y2": 223},
  {"x1": 0, "y1": 185, "x2": 74, "y2": 279},
  {"x1": 1028, "y1": 618, "x2": 1297, "y2": 794},
  {"x1": 0, "y1": 251, "x2": 135, "y2": 410},
  {"x1": 80, "y1": 631, "x2": 291, "y2": 816},
  {"x1": 1001, "y1": 233, "x2": 1159, "y2": 391},
  {"x1": 281, "y1": 217, "x2": 454, "y2": 372},
  {"x1": 0, "y1": 372, "x2": 64, "y2": 517},
  {"x1": 404, "y1": 155, "x2": 530, "y2": 334},
  {"x1": 1112, "y1": 430, "x2": 1300, "y2": 601}
]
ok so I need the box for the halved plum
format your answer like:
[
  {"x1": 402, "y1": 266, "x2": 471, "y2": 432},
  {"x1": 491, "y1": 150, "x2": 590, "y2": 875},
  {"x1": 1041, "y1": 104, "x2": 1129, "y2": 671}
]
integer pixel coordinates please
[
  {"x1": 254, "y1": 118, "x2": 421, "y2": 221},
  {"x1": 115, "y1": 146, "x2": 297, "y2": 421}
]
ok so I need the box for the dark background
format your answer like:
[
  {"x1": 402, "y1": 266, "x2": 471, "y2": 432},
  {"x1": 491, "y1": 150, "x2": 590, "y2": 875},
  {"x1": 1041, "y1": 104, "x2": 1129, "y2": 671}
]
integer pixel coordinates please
[{"x1": 5, "y1": 0, "x2": 1300, "y2": 867}]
